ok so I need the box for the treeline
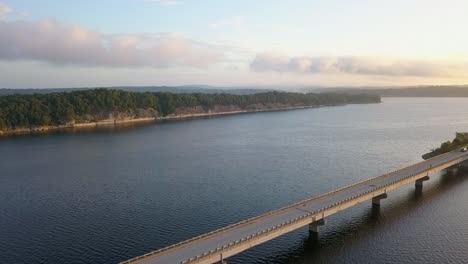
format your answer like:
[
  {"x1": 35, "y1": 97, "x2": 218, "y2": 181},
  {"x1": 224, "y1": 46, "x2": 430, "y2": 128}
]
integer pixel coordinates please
[
  {"x1": 0, "y1": 89, "x2": 380, "y2": 130},
  {"x1": 422, "y1": 132, "x2": 468, "y2": 159}
]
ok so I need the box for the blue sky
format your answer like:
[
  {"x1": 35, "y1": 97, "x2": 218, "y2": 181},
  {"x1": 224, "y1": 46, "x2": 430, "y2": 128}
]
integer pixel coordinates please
[{"x1": 1, "y1": 0, "x2": 468, "y2": 88}]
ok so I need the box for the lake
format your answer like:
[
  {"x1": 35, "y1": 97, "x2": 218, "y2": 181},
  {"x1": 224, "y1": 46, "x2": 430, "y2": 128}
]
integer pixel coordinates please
[{"x1": 1, "y1": 98, "x2": 468, "y2": 264}]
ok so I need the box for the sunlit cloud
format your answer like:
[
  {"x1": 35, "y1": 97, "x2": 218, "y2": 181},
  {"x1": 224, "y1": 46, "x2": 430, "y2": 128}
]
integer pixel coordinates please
[
  {"x1": 250, "y1": 53, "x2": 468, "y2": 78},
  {"x1": 0, "y1": 19, "x2": 224, "y2": 68}
]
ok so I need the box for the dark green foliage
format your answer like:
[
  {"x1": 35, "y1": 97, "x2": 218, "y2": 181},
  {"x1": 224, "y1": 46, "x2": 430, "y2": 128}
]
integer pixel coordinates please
[
  {"x1": 422, "y1": 132, "x2": 468, "y2": 159},
  {"x1": 0, "y1": 89, "x2": 380, "y2": 130}
]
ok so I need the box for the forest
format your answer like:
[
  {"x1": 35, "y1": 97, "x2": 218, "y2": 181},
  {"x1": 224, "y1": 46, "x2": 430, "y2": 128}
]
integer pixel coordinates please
[
  {"x1": 422, "y1": 132, "x2": 468, "y2": 159},
  {"x1": 0, "y1": 89, "x2": 381, "y2": 130}
]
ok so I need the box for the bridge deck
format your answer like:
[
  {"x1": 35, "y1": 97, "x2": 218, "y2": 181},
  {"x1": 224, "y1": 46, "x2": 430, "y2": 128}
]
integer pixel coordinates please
[{"x1": 121, "y1": 150, "x2": 468, "y2": 264}]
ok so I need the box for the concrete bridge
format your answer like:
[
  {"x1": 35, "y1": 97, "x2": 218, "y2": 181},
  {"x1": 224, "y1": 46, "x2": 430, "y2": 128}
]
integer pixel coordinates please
[{"x1": 120, "y1": 149, "x2": 468, "y2": 264}]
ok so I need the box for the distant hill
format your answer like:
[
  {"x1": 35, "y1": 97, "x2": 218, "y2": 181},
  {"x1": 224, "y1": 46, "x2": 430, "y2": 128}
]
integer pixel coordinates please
[
  {"x1": 316, "y1": 85, "x2": 468, "y2": 97},
  {"x1": 5, "y1": 85, "x2": 468, "y2": 97},
  {"x1": 0, "y1": 86, "x2": 275, "y2": 96}
]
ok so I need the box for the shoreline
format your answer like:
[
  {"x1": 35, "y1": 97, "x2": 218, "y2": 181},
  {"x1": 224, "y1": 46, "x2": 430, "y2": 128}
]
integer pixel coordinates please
[{"x1": 0, "y1": 103, "x2": 358, "y2": 137}]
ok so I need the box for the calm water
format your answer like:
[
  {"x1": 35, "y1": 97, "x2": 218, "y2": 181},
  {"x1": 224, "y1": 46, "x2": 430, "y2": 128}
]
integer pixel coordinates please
[{"x1": 2, "y1": 98, "x2": 468, "y2": 264}]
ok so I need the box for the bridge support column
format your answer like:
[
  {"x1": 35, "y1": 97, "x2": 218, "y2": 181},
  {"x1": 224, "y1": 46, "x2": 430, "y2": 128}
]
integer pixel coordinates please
[
  {"x1": 309, "y1": 218, "x2": 327, "y2": 233},
  {"x1": 459, "y1": 160, "x2": 468, "y2": 173},
  {"x1": 446, "y1": 165, "x2": 459, "y2": 175},
  {"x1": 372, "y1": 193, "x2": 388, "y2": 206},
  {"x1": 415, "y1": 176, "x2": 430, "y2": 188},
  {"x1": 217, "y1": 253, "x2": 227, "y2": 264}
]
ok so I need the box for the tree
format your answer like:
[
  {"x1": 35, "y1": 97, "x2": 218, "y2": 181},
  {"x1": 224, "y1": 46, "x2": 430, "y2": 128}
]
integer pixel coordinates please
[{"x1": 0, "y1": 89, "x2": 380, "y2": 130}]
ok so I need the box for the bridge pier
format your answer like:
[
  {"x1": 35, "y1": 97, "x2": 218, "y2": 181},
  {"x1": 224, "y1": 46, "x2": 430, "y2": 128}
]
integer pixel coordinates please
[
  {"x1": 309, "y1": 218, "x2": 327, "y2": 233},
  {"x1": 415, "y1": 176, "x2": 430, "y2": 188},
  {"x1": 459, "y1": 160, "x2": 468, "y2": 173},
  {"x1": 446, "y1": 165, "x2": 459, "y2": 175},
  {"x1": 217, "y1": 253, "x2": 227, "y2": 264},
  {"x1": 372, "y1": 193, "x2": 388, "y2": 206}
]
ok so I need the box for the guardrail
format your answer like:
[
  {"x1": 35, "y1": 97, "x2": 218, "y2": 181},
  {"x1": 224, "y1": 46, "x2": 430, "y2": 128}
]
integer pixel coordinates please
[
  {"x1": 121, "y1": 151, "x2": 468, "y2": 264},
  {"x1": 178, "y1": 185, "x2": 388, "y2": 263}
]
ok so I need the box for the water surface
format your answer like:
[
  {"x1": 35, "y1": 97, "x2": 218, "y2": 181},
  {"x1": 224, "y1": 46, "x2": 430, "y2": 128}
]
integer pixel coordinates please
[{"x1": 1, "y1": 98, "x2": 468, "y2": 263}]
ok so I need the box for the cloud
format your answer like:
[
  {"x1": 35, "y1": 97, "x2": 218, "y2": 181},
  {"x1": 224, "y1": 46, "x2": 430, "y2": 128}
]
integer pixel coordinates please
[
  {"x1": 250, "y1": 53, "x2": 466, "y2": 77},
  {"x1": 0, "y1": 1, "x2": 11, "y2": 18},
  {"x1": 0, "y1": 19, "x2": 224, "y2": 68}
]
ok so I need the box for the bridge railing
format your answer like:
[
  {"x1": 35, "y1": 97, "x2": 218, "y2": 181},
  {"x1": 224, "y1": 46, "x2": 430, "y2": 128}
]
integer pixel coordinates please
[
  {"x1": 177, "y1": 177, "x2": 405, "y2": 263},
  {"x1": 179, "y1": 182, "x2": 392, "y2": 263}
]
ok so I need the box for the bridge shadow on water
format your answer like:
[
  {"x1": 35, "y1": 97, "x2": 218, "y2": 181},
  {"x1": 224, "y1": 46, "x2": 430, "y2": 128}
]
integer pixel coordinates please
[{"x1": 249, "y1": 170, "x2": 468, "y2": 264}]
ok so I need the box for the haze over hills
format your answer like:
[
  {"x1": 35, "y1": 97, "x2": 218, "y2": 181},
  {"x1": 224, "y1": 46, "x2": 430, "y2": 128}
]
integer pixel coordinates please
[
  {"x1": 312, "y1": 85, "x2": 468, "y2": 97},
  {"x1": 3, "y1": 85, "x2": 468, "y2": 97},
  {"x1": 0, "y1": 86, "x2": 276, "y2": 96}
]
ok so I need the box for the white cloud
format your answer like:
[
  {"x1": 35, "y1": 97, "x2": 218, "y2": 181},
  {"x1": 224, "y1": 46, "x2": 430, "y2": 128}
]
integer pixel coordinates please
[
  {"x1": 250, "y1": 53, "x2": 467, "y2": 78},
  {"x1": 0, "y1": 19, "x2": 224, "y2": 68},
  {"x1": 0, "y1": 1, "x2": 11, "y2": 18}
]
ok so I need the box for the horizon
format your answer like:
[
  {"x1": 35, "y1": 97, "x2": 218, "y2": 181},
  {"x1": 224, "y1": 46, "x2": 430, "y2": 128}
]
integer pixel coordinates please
[{"x1": 1, "y1": 1, "x2": 468, "y2": 88}]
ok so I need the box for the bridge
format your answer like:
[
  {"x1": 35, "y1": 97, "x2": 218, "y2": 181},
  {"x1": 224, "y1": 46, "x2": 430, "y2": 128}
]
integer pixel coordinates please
[{"x1": 120, "y1": 149, "x2": 468, "y2": 264}]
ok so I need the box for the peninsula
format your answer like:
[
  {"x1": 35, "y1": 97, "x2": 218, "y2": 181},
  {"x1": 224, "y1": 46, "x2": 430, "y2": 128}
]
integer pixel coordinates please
[{"x1": 0, "y1": 89, "x2": 381, "y2": 136}]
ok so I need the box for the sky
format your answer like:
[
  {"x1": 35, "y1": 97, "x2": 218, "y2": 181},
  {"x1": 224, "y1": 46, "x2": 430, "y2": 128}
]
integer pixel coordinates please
[{"x1": 1, "y1": 0, "x2": 468, "y2": 88}]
